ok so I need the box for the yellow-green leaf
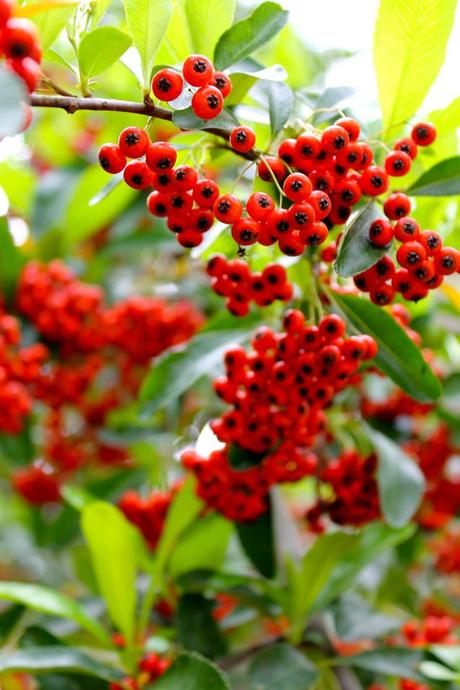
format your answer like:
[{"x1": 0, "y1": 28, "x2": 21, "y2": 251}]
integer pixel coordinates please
[
  {"x1": 374, "y1": 0, "x2": 457, "y2": 133},
  {"x1": 79, "y1": 27, "x2": 132, "y2": 79},
  {"x1": 185, "y1": 0, "x2": 235, "y2": 57}
]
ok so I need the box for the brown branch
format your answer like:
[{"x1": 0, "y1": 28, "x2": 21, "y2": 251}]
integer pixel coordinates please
[{"x1": 29, "y1": 93, "x2": 259, "y2": 160}]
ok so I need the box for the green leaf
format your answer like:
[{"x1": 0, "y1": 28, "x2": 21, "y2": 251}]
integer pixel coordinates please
[
  {"x1": 177, "y1": 593, "x2": 227, "y2": 658},
  {"x1": 329, "y1": 291, "x2": 442, "y2": 402},
  {"x1": 0, "y1": 65, "x2": 28, "y2": 138},
  {"x1": 340, "y1": 647, "x2": 423, "y2": 682},
  {"x1": 170, "y1": 513, "x2": 232, "y2": 578},
  {"x1": 122, "y1": 0, "x2": 172, "y2": 90},
  {"x1": 172, "y1": 107, "x2": 239, "y2": 133},
  {"x1": 311, "y1": 522, "x2": 415, "y2": 614},
  {"x1": 185, "y1": 0, "x2": 235, "y2": 57},
  {"x1": 430, "y1": 645, "x2": 460, "y2": 670},
  {"x1": 81, "y1": 501, "x2": 140, "y2": 644},
  {"x1": 31, "y1": 167, "x2": 82, "y2": 237},
  {"x1": 0, "y1": 217, "x2": 24, "y2": 302},
  {"x1": 267, "y1": 80, "x2": 294, "y2": 137},
  {"x1": 29, "y1": 1, "x2": 76, "y2": 51},
  {"x1": 368, "y1": 427, "x2": 425, "y2": 527},
  {"x1": 139, "y1": 328, "x2": 250, "y2": 416},
  {"x1": 0, "y1": 647, "x2": 122, "y2": 682},
  {"x1": 334, "y1": 203, "x2": 388, "y2": 278},
  {"x1": 286, "y1": 532, "x2": 358, "y2": 642},
  {"x1": 374, "y1": 0, "x2": 457, "y2": 132},
  {"x1": 407, "y1": 156, "x2": 460, "y2": 196},
  {"x1": 236, "y1": 503, "x2": 275, "y2": 578},
  {"x1": 225, "y1": 63, "x2": 287, "y2": 106},
  {"x1": 214, "y1": 2, "x2": 289, "y2": 71},
  {"x1": 0, "y1": 582, "x2": 109, "y2": 643},
  {"x1": 330, "y1": 593, "x2": 399, "y2": 642},
  {"x1": 420, "y1": 661, "x2": 460, "y2": 681},
  {"x1": 249, "y1": 643, "x2": 318, "y2": 690},
  {"x1": 150, "y1": 652, "x2": 230, "y2": 690},
  {"x1": 79, "y1": 27, "x2": 132, "y2": 79}
]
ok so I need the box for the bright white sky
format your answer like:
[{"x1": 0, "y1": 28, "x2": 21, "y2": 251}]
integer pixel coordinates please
[{"x1": 284, "y1": 0, "x2": 460, "y2": 120}]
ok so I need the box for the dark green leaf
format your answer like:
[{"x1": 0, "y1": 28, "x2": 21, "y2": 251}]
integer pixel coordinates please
[
  {"x1": 0, "y1": 64, "x2": 28, "y2": 137},
  {"x1": 79, "y1": 27, "x2": 132, "y2": 79},
  {"x1": 0, "y1": 582, "x2": 109, "y2": 643},
  {"x1": 369, "y1": 427, "x2": 425, "y2": 527},
  {"x1": 329, "y1": 291, "x2": 442, "y2": 402},
  {"x1": 267, "y1": 81, "x2": 294, "y2": 137},
  {"x1": 236, "y1": 503, "x2": 275, "y2": 578},
  {"x1": 0, "y1": 647, "x2": 123, "y2": 682},
  {"x1": 407, "y1": 155, "x2": 460, "y2": 196},
  {"x1": 249, "y1": 643, "x2": 318, "y2": 690},
  {"x1": 172, "y1": 107, "x2": 239, "y2": 134},
  {"x1": 0, "y1": 217, "x2": 24, "y2": 302},
  {"x1": 228, "y1": 444, "x2": 265, "y2": 470},
  {"x1": 214, "y1": 2, "x2": 289, "y2": 71},
  {"x1": 334, "y1": 203, "x2": 388, "y2": 277},
  {"x1": 340, "y1": 647, "x2": 424, "y2": 681},
  {"x1": 177, "y1": 593, "x2": 227, "y2": 658},
  {"x1": 148, "y1": 651, "x2": 230, "y2": 690},
  {"x1": 310, "y1": 522, "x2": 415, "y2": 614},
  {"x1": 31, "y1": 168, "x2": 82, "y2": 238},
  {"x1": 139, "y1": 329, "x2": 251, "y2": 416}
]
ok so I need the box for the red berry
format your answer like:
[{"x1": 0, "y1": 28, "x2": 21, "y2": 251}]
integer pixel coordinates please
[
  {"x1": 334, "y1": 178, "x2": 362, "y2": 206},
  {"x1": 230, "y1": 126, "x2": 256, "y2": 153},
  {"x1": 294, "y1": 134, "x2": 321, "y2": 163},
  {"x1": 98, "y1": 144, "x2": 126, "y2": 174},
  {"x1": 206, "y1": 254, "x2": 227, "y2": 277},
  {"x1": 266, "y1": 209, "x2": 292, "y2": 238},
  {"x1": 321, "y1": 125, "x2": 350, "y2": 153},
  {"x1": 152, "y1": 68, "x2": 184, "y2": 101},
  {"x1": 246, "y1": 192, "x2": 275, "y2": 221},
  {"x1": 283, "y1": 172, "x2": 312, "y2": 201},
  {"x1": 393, "y1": 137, "x2": 418, "y2": 160},
  {"x1": 303, "y1": 221, "x2": 328, "y2": 247},
  {"x1": 8, "y1": 56, "x2": 40, "y2": 92},
  {"x1": 368, "y1": 219, "x2": 393, "y2": 247},
  {"x1": 278, "y1": 138, "x2": 297, "y2": 165},
  {"x1": 262, "y1": 263, "x2": 287, "y2": 288},
  {"x1": 0, "y1": 0, "x2": 13, "y2": 27},
  {"x1": 146, "y1": 141, "x2": 177, "y2": 171},
  {"x1": 231, "y1": 218, "x2": 260, "y2": 246},
  {"x1": 434, "y1": 247, "x2": 460, "y2": 275},
  {"x1": 335, "y1": 117, "x2": 360, "y2": 142},
  {"x1": 227, "y1": 297, "x2": 250, "y2": 317},
  {"x1": 411, "y1": 259, "x2": 435, "y2": 283},
  {"x1": 278, "y1": 233, "x2": 305, "y2": 256},
  {"x1": 211, "y1": 71, "x2": 232, "y2": 97},
  {"x1": 383, "y1": 193, "x2": 411, "y2": 220},
  {"x1": 147, "y1": 190, "x2": 169, "y2": 217},
  {"x1": 193, "y1": 179, "x2": 219, "y2": 208},
  {"x1": 336, "y1": 143, "x2": 363, "y2": 169},
  {"x1": 384, "y1": 150, "x2": 412, "y2": 177},
  {"x1": 152, "y1": 169, "x2": 174, "y2": 192},
  {"x1": 192, "y1": 85, "x2": 223, "y2": 120},
  {"x1": 419, "y1": 230, "x2": 442, "y2": 256},
  {"x1": 169, "y1": 191, "x2": 193, "y2": 214},
  {"x1": 356, "y1": 142, "x2": 374, "y2": 169},
  {"x1": 288, "y1": 202, "x2": 315, "y2": 230},
  {"x1": 319, "y1": 314, "x2": 346, "y2": 341},
  {"x1": 118, "y1": 127, "x2": 149, "y2": 159},
  {"x1": 411, "y1": 122, "x2": 436, "y2": 146},
  {"x1": 396, "y1": 241, "x2": 426, "y2": 269},
  {"x1": 173, "y1": 165, "x2": 198, "y2": 191},
  {"x1": 370, "y1": 284, "x2": 395, "y2": 306},
  {"x1": 213, "y1": 194, "x2": 243, "y2": 223},
  {"x1": 257, "y1": 156, "x2": 286, "y2": 182},
  {"x1": 359, "y1": 165, "x2": 389, "y2": 196},
  {"x1": 371, "y1": 255, "x2": 396, "y2": 281},
  {"x1": 190, "y1": 208, "x2": 214, "y2": 233},
  {"x1": 183, "y1": 54, "x2": 213, "y2": 87},
  {"x1": 394, "y1": 217, "x2": 420, "y2": 242},
  {"x1": 123, "y1": 161, "x2": 152, "y2": 189},
  {"x1": 2, "y1": 18, "x2": 40, "y2": 61},
  {"x1": 177, "y1": 229, "x2": 203, "y2": 248},
  {"x1": 309, "y1": 190, "x2": 331, "y2": 220}
]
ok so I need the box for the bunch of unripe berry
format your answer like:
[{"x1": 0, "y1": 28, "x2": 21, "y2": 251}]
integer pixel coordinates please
[
  {"x1": 206, "y1": 254, "x2": 293, "y2": 316},
  {"x1": 151, "y1": 54, "x2": 232, "y2": 120}
]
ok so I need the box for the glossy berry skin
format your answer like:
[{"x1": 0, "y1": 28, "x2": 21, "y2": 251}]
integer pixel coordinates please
[
  {"x1": 213, "y1": 194, "x2": 243, "y2": 223},
  {"x1": 230, "y1": 126, "x2": 256, "y2": 153},
  {"x1": 368, "y1": 219, "x2": 393, "y2": 247},
  {"x1": 118, "y1": 127, "x2": 149, "y2": 158},
  {"x1": 177, "y1": 229, "x2": 203, "y2": 248},
  {"x1": 146, "y1": 141, "x2": 177, "y2": 171},
  {"x1": 419, "y1": 230, "x2": 442, "y2": 256},
  {"x1": 283, "y1": 173, "x2": 312, "y2": 201},
  {"x1": 191, "y1": 85, "x2": 223, "y2": 119},
  {"x1": 211, "y1": 71, "x2": 232, "y2": 97},
  {"x1": 288, "y1": 202, "x2": 315, "y2": 230},
  {"x1": 434, "y1": 247, "x2": 460, "y2": 275},
  {"x1": 278, "y1": 138, "x2": 296, "y2": 165},
  {"x1": 8, "y1": 56, "x2": 40, "y2": 92},
  {"x1": 336, "y1": 117, "x2": 360, "y2": 142},
  {"x1": 394, "y1": 217, "x2": 420, "y2": 242},
  {"x1": 384, "y1": 150, "x2": 412, "y2": 177},
  {"x1": 193, "y1": 179, "x2": 219, "y2": 208},
  {"x1": 411, "y1": 122, "x2": 437, "y2": 146},
  {"x1": 151, "y1": 68, "x2": 184, "y2": 101},
  {"x1": 396, "y1": 241, "x2": 426, "y2": 269},
  {"x1": 123, "y1": 161, "x2": 152, "y2": 190},
  {"x1": 246, "y1": 192, "x2": 275, "y2": 221},
  {"x1": 98, "y1": 144, "x2": 126, "y2": 174},
  {"x1": 370, "y1": 284, "x2": 395, "y2": 306},
  {"x1": 0, "y1": 0, "x2": 13, "y2": 27},
  {"x1": 384, "y1": 192, "x2": 411, "y2": 220},
  {"x1": 359, "y1": 166, "x2": 389, "y2": 196},
  {"x1": 231, "y1": 218, "x2": 260, "y2": 246},
  {"x1": 321, "y1": 125, "x2": 350, "y2": 153},
  {"x1": 294, "y1": 134, "x2": 321, "y2": 162},
  {"x1": 257, "y1": 157, "x2": 286, "y2": 182},
  {"x1": 309, "y1": 190, "x2": 331, "y2": 219},
  {"x1": 173, "y1": 165, "x2": 197, "y2": 191},
  {"x1": 2, "y1": 18, "x2": 40, "y2": 60},
  {"x1": 147, "y1": 191, "x2": 169, "y2": 217},
  {"x1": 394, "y1": 137, "x2": 418, "y2": 160},
  {"x1": 183, "y1": 54, "x2": 213, "y2": 87}
]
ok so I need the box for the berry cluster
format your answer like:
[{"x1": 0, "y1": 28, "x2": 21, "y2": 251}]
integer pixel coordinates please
[
  {"x1": 431, "y1": 528, "x2": 460, "y2": 575},
  {"x1": 206, "y1": 254, "x2": 293, "y2": 316},
  {"x1": 0, "y1": 0, "x2": 41, "y2": 92},
  {"x1": 118, "y1": 484, "x2": 181, "y2": 550},
  {"x1": 110, "y1": 652, "x2": 171, "y2": 690},
  {"x1": 183, "y1": 311, "x2": 377, "y2": 522},
  {"x1": 8, "y1": 260, "x2": 203, "y2": 506},
  {"x1": 152, "y1": 54, "x2": 232, "y2": 120}
]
